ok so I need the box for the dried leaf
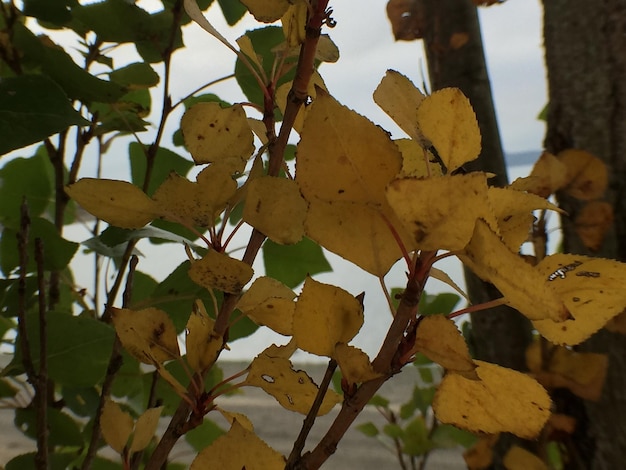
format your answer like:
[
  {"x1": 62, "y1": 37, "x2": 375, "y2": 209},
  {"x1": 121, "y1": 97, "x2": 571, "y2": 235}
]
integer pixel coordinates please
[
  {"x1": 245, "y1": 345, "x2": 341, "y2": 415},
  {"x1": 557, "y1": 149, "x2": 608, "y2": 200},
  {"x1": 65, "y1": 179, "x2": 159, "y2": 229},
  {"x1": 334, "y1": 343, "x2": 382, "y2": 384},
  {"x1": 415, "y1": 315, "x2": 476, "y2": 377},
  {"x1": 374, "y1": 70, "x2": 426, "y2": 142},
  {"x1": 417, "y1": 88, "x2": 481, "y2": 172},
  {"x1": 237, "y1": 277, "x2": 296, "y2": 336},
  {"x1": 460, "y1": 220, "x2": 568, "y2": 322},
  {"x1": 190, "y1": 420, "x2": 285, "y2": 470},
  {"x1": 243, "y1": 176, "x2": 307, "y2": 244},
  {"x1": 129, "y1": 406, "x2": 164, "y2": 453},
  {"x1": 387, "y1": 173, "x2": 497, "y2": 251},
  {"x1": 188, "y1": 249, "x2": 253, "y2": 294},
  {"x1": 101, "y1": 400, "x2": 133, "y2": 454},
  {"x1": 464, "y1": 434, "x2": 498, "y2": 470},
  {"x1": 111, "y1": 307, "x2": 180, "y2": 364},
  {"x1": 509, "y1": 151, "x2": 567, "y2": 198},
  {"x1": 574, "y1": 200, "x2": 613, "y2": 251},
  {"x1": 186, "y1": 306, "x2": 222, "y2": 373},
  {"x1": 386, "y1": 0, "x2": 423, "y2": 41},
  {"x1": 240, "y1": 0, "x2": 290, "y2": 23},
  {"x1": 433, "y1": 360, "x2": 551, "y2": 439},
  {"x1": 181, "y1": 102, "x2": 253, "y2": 166},
  {"x1": 533, "y1": 254, "x2": 626, "y2": 344},
  {"x1": 292, "y1": 277, "x2": 363, "y2": 357}
]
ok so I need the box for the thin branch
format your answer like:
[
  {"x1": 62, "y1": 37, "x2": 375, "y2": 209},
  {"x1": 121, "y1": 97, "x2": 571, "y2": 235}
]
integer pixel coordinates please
[
  {"x1": 34, "y1": 238, "x2": 49, "y2": 470},
  {"x1": 286, "y1": 359, "x2": 338, "y2": 467}
]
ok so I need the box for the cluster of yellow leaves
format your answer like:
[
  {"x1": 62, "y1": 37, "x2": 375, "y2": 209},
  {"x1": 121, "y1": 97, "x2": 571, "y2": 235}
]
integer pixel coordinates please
[{"x1": 101, "y1": 400, "x2": 163, "y2": 456}]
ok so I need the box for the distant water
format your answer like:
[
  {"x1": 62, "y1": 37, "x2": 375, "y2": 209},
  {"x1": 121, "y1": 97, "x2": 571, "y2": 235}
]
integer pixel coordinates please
[{"x1": 505, "y1": 150, "x2": 541, "y2": 168}]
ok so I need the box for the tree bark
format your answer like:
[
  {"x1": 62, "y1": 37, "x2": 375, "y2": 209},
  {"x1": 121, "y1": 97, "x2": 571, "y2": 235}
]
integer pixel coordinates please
[
  {"x1": 418, "y1": 0, "x2": 532, "y2": 370},
  {"x1": 543, "y1": 2, "x2": 626, "y2": 468}
]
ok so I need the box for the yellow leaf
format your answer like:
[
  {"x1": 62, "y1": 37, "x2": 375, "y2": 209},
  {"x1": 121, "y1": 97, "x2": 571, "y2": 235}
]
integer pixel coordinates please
[
  {"x1": 315, "y1": 35, "x2": 340, "y2": 63},
  {"x1": 153, "y1": 164, "x2": 237, "y2": 228},
  {"x1": 296, "y1": 91, "x2": 415, "y2": 275},
  {"x1": 240, "y1": 0, "x2": 290, "y2": 22},
  {"x1": 387, "y1": 173, "x2": 495, "y2": 251},
  {"x1": 394, "y1": 139, "x2": 443, "y2": 178},
  {"x1": 181, "y1": 102, "x2": 254, "y2": 166},
  {"x1": 186, "y1": 305, "x2": 222, "y2": 373},
  {"x1": 111, "y1": 307, "x2": 180, "y2": 364},
  {"x1": 237, "y1": 277, "x2": 296, "y2": 336},
  {"x1": 292, "y1": 277, "x2": 364, "y2": 357},
  {"x1": 433, "y1": 360, "x2": 551, "y2": 439},
  {"x1": 532, "y1": 254, "x2": 626, "y2": 345},
  {"x1": 101, "y1": 400, "x2": 133, "y2": 454},
  {"x1": 190, "y1": 420, "x2": 285, "y2": 470},
  {"x1": 415, "y1": 315, "x2": 476, "y2": 377},
  {"x1": 487, "y1": 187, "x2": 562, "y2": 251},
  {"x1": 334, "y1": 343, "x2": 382, "y2": 384},
  {"x1": 281, "y1": 0, "x2": 306, "y2": 46},
  {"x1": 373, "y1": 70, "x2": 426, "y2": 142},
  {"x1": 304, "y1": 198, "x2": 409, "y2": 276},
  {"x1": 503, "y1": 446, "x2": 547, "y2": 470},
  {"x1": 557, "y1": 148, "x2": 608, "y2": 200},
  {"x1": 297, "y1": 91, "x2": 402, "y2": 205},
  {"x1": 509, "y1": 151, "x2": 567, "y2": 198},
  {"x1": 460, "y1": 220, "x2": 568, "y2": 322},
  {"x1": 188, "y1": 249, "x2": 253, "y2": 294},
  {"x1": 129, "y1": 406, "x2": 163, "y2": 453},
  {"x1": 218, "y1": 409, "x2": 255, "y2": 431},
  {"x1": 244, "y1": 345, "x2": 341, "y2": 415},
  {"x1": 65, "y1": 179, "x2": 159, "y2": 229},
  {"x1": 416, "y1": 88, "x2": 481, "y2": 172},
  {"x1": 574, "y1": 200, "x2": 614, "y2": 251},
  {"x1": 243, "y1": 176, "x2": 307, "y2": 244},
  {"x1": 155, "y1": 363, "x2": 188, "y2": 397},
  {"x1": 236, "y1": 34, "x2": 262, "y2": 70}
]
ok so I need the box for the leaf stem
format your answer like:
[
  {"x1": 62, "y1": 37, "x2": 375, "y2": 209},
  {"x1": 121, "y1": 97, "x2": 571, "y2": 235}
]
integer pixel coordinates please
[{"x1": 447, "y1": 297, "x2": 507, "y2": 319}]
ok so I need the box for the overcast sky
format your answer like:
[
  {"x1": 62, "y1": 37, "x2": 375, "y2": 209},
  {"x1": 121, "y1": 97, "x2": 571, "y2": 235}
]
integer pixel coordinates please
[{"x1": 169, "y1": 0, "x2": 547, "y2": 156}]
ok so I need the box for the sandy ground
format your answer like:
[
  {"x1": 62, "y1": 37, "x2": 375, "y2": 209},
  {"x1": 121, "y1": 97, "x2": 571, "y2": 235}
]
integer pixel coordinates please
[{"x1": 0, "y1": 361, "x2": 466, "y2": 469}]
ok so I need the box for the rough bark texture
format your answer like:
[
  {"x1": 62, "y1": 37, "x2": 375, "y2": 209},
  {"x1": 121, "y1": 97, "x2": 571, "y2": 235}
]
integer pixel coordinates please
[
  {"x1": 543, "y1": 2, "x2": 626, "y2": 468},
  {"x1": 418, "y1": 0, "x2": 532, "y2": 370}
]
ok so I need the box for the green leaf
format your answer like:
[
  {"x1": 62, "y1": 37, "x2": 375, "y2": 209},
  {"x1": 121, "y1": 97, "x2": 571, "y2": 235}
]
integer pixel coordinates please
[
  {"x1": 0, "y1": 277, "x2": 38, "y2": 318},
  {"x1": 131, "y1": 271, "x2": 159, "y2": 305},
  {"x1": 72, "y1": 0, "x2": 184, "y2": 62},
  {"x1": 0, "y1": 217, "x2": 78, "y2": 275},
  {"x1": 419, "y1": 292, "x2": 460, "y2": 316},
  {"x1": 263, "y1": 238, "x2": 332, "y2": 288},
  {"x1": 0, "y1": 75, "x2": 90, "y2": 155},
  {"x1": 15, "y1": 407, "x2": 84, "y2": 447},
  {"x1": 402, "y1": 416, "x2": 433, "y2": 456},
  {"x1": 0, "y1": 152, "x2": 52, "y2": 229},
  {"x1": 431, "y1": 424, "x2": 477, "y2": 449},
  {"x1": 61, "y1": 386, "x2": 101, "y2": 418},
  {"x1": 356, "y1": 421, "x2": 379, "y2": 437},
  {"x1": 217, "y1": 0, "x2": 247, "y2": 25},
  {"x1": 412, "y1": 385, "x2": 436, "y2": 416},
  {"x1": 400, "y1": 400, "x2": 418, "y2": 420},
  {"x1": 23, "y1": 0, "x2": 74, "y2": 25},
  {"x1": 368, "y1": 394, "x2": 390, "y2": 408},
  {"x1": 110, "y1": 62, "x2": 159, "y2": 88},
  {"x1": 12, "y1": 23, "x2": 126, "y2": 103},
  {"x1": 129, "y1": 142, "x2": 193, "y2": 196},
  {"x1": 235, "y1": 26, "x2": 293, "y2": 106},
  {"x1": 6, "y1": 312, "x2": 115, "y2": 387},
  {"x1": 383, "y1": 423, "x2": 404, "y2": 439},
  {"x1": 6, "y1": 452, "x2": 75, "y2": 470},
  {"x1": 185, "y1": 418, "x2": 226, "y2": 451},
  {"x1": 110, "y1": 351, "x2": 143, "y2": 400},
  {"x1": 89, "y1": 457, "x2": 124, "y2": 470},
  {"x1": 0, "y1": 377, "x2": 18, "y2": 398}
]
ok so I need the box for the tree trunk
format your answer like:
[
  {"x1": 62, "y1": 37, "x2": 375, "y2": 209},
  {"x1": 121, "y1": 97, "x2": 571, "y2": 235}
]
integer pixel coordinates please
[
  {"x1": 543, "y1": 1, "x2": 626, "y2": 468},
  {"x1": 418, "y1": 0, "x2": 532, "y2": 371},
  {"x1": 418, "y1": 2, "x2": 533, "y2": 465}
]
